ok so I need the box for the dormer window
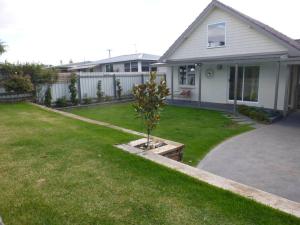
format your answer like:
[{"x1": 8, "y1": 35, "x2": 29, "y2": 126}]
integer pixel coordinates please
[{"x1": 207, "y1": 22, "x2": 226, "y2": 48}]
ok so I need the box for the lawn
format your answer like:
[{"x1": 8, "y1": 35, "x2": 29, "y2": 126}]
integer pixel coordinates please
[
  {"x1": 0, "y1": 103, "x2": 299, "y2": 225},
  {"x1": 66, "y1": 102, "x2": 252, "y2": 166}
]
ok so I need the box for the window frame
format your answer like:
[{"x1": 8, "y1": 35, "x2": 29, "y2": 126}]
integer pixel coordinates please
[
  {"x1": 228, "y1": 65, "x2": 260, "y2": 103},
  {"x1": 105, "y1": 64, "x2": 113, "y2": 72},
  {"x1": 178, "y1": 65, "x2": 196, "y2": 86},
  {"x1": 124, "y1": 62, "x2": 131, "y2": 72},
  {"x1": 130, "y1": 61, "x2": 138, "y2": 72},
  {"x1": 207, "y1": 22, "x2": 226, "y2": 49}
]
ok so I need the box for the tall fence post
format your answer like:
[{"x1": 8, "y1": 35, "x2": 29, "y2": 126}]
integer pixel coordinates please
[
  {"x1": 113, "y1": 74, "x2": 117, "y2": 99},
  {"x1": 77, "y1": 72, "x2": 82, "y2": 103}
]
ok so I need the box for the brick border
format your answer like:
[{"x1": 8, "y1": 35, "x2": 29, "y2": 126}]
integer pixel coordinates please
[{"x1": 31, "y1": 103, "x2": 300, "y2": 218}]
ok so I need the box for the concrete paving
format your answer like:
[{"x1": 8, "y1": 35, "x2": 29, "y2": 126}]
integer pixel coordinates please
[{"x1": 198, "y1": 111, "x2": 300, "y2": 203}]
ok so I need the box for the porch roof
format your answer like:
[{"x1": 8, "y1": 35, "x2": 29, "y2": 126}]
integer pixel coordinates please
[{"x1": 161, "y1": 52, "x2": 289, "y2": 65}]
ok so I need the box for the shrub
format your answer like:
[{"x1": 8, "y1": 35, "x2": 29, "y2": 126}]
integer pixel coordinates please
[
  {"x1": 44, "y1": 86, "x2": 52, "y2": 107},
  {"x1": 238, "y1": 105, "x2": 270, "y2": 123},
  {"x1": 133, "y1": 72, "x2": 170, "y2": 148},
  {"x1": 69, "y1": 73, "x2": 78, "y2": 105},
  {"x1": 96, "y1": 80, "x2": 104, "y2": 102},
  {"x1": 3, "y1": 75, "x2": 34, "y2": 93},
  {"x1": 104, "y1": 95, "x2": 112, "y2": 102},
  {"x1": 83, "y1": 97, "x2": 92, "y2": 105},
  {"x1": 116, "y1": 79, "x2": 122, "y2": 99},
  {"x1": 55, "y1": 96, "x2": 67, "y2": 107}
]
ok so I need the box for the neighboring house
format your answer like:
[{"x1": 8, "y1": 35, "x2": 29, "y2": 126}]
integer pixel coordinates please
[
  {"x1": 54, "y1": 61, "x2": 92, "y2": 72},
  {"x1": 159, "y1": 0, "x2": 300, "y2": 115},
  {"x1": 68, "y1": 53, "x2": 160, "y2": 73}
]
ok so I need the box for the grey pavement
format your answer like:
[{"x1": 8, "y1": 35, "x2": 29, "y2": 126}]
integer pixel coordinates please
[{"x1": 198, "y1": 111, "x2": 300, "y2": 202}]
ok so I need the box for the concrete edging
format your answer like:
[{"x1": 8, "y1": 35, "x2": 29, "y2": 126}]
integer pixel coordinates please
[{"x1": 31, "y1": 103, "x2": 300, "y2": 218}]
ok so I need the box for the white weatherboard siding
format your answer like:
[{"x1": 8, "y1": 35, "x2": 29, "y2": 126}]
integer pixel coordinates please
[
  {"x1": 168, "y1": 62, "x2": 288, "y2": 110},
  {"x1": 169, "y1": 8, "x2": 287, "y2": 60}
]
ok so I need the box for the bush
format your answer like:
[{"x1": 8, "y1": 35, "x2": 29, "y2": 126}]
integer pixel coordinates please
[
  {"x1": 104, "y1": 95, "x2": 112, "y2": 102},
  {"x1": 238, "y1": 105, "x2": 270, "y2": 123},
  {"x1": 44, "y1": 86, "x2": 52, "y2": 107},
  {"x1": 69, "y1": 73, "x2": 78, "y2": 105},
  {"x1": 96, "y1": 80, "x2": 104, "y2": 102},
  {"x1": 55, "y1": 97, "x2": 67, "y2": 107},
  {"x1": 3, "y1": 75, "x2": 34, "y2": 93},
  {"x1": 83, "y1": 97, "x2": 92, "y2": 105},
  {"x1": 116, "y1": 79, "x2": 122, "y2": 99}
]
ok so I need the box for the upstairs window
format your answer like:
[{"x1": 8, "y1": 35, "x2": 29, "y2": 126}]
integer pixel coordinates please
[
  {"x1": 131, "y1": 61, "x2": 138, "y2": 72},
  {"x1": 124, "y1": 62, "x2": 130, "y2": 72},
  {"x1": 105, "y1": 64, "x2": 113, "y2": 72},
  {"x1": 207, "y1": 22, "x2": 226, "y2": 48},
  {"x1": 142, "y1": 62, "x2": 150, "y2": 72}
]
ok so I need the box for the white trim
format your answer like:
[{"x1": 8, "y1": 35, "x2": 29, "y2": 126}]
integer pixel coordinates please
[{"x1": 207, "y1": 21, "x2": 227, "y2": 49}]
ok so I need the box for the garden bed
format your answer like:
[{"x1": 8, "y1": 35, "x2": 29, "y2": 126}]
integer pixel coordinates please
[
  {"x1": 238, "y1": 105, "x2": 282, "y2": 123},
  {"x1": 125, "y1": 137, "x2": 184, "y2": 161}
]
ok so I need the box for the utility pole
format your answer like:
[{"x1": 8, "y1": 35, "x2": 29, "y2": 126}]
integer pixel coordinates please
[{"x1": 107, "y1": 49, "x2": 112, "y2": 58}]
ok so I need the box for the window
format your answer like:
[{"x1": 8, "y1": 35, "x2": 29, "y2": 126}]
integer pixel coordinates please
[
  {"x1": 208, "y1": 22, "x2": 226, "y2": 48},
  {"x1": 229, "y1": 66, "x2": 259, "y2": 102},
  {"x1": 178, "y1": 65, "x2": 195, "y2": 86},
  {"x1": 142, "y1": 62, "x2": 150, "y2": 72},
  {"x1": 124, "y1": 62, "x2": 130, "y2": 72},
  {"x1": 131, "y1": 61, "x2": 138, "y2": 72},
  {"x1": 151, "y1": 67, "x2": 157, "y2": 72},
  {"x1": 105, "y1": 64, "x2": 113, "y2": 72}
]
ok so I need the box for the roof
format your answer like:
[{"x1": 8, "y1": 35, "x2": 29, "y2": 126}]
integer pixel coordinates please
[
  {"x1": 53, "y1": 61, "x2": 92, "y2": 69},
  {"x1": 68, "y1": 53, "x2": 160, "y2": 70},
  {"x1": 160, "y1": 0, "x2": 300, "y2": 62}
]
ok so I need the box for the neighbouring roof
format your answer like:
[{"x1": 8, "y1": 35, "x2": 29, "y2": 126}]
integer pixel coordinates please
[
  {"x1": 160, "y1": 0, "x2": 300, "y2": 62},
  {"x1": 53, "y1": 61, "x2": 92, "y2": 69},
  {"x1": 68, "y1": 53, "x2": 160, "y2": 70}
]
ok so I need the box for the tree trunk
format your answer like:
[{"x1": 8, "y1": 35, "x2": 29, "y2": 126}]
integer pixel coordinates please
[{"x1": 147, "y1": 128, "x2": 150, "y2": 150}]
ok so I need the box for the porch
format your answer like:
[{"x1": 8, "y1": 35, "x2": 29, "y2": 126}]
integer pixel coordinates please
[{"x1": 161, "y1": 53, "x2": 300, "y2": 116}]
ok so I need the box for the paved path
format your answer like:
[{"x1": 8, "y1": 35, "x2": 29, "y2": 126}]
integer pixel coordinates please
[{"x1": 198, "y1": 111, "x2": 300, "y2": 203}]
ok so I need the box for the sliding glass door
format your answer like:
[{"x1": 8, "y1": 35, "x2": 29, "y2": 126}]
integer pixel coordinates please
[{"x1": 229, "y1": 66, "x2": 259, "y2": 102}]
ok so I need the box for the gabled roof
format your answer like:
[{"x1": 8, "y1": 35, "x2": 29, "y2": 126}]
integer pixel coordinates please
[
  {"x1": 160, "y1": 0, "x2": 300, "y2": 62},
  {"x1": 69, "y1": 53, "x2": 160, "y2": 70}
]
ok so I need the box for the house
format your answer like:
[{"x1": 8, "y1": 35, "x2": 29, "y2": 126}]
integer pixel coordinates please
[
  {"x1": 159, "y1": 0, "x2": 300, "y2": 115},
  {"x1": 68, "y1": 53, "x2": 160, "y2": 73},
  {"x1": 54, "y1": 61, "x2": 92, "y2": 72}
]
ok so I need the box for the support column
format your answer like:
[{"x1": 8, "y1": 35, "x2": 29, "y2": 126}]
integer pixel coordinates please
[
  {"x1": 171, "y1": 66, "x2": 174, "y2": 101},
  {"x1": 283, "y1": 65, "x2": 291, "y2": 116},
  {"x1": 233, "y1": 64, "x2": 238, "y2": 116},
  {"x1": 198, "y1": 64, "x2": 202, "y2": 104},
  {"x1": 77, "y1": 72, "x2": 82, "y2": 103},
  {"x1": 274, "y1": 61, "x2": 281, "y2": 111}
]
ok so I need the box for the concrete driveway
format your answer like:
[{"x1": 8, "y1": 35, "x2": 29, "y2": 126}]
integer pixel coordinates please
[{"x1": 198, "y1": 111, "x2": 300, "y2": 203}]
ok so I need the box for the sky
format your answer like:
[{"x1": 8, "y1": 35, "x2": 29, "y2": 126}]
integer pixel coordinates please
[{"x1": 1, "y1": 0, "x2": 300, "y2": 65}]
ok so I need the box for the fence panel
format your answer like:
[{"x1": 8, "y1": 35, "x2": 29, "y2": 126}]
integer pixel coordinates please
[{"x1": 34, "y1": 72, "x2": 166, "y2": 104}]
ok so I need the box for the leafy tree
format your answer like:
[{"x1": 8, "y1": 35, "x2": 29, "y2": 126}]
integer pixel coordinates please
[
  {"x1": 3, "y1": 75, "x2": 34, "y2": 93},
  {"x1": 96, "y1": 80, "x2": 104, "y2": 101},
  {"x1": 44, "y1": 86, "x2": 52, "y2": 107},
  {"x1": 116, "y1": 79, "x2": 122, "y2": 99},
  {"x1": 68, "y1": 73, "x2": 78, "y2": 105},
  {"x1": 132, "y1": 72, "x2": 169, "y2": 148},
  {"x1": 0, "y1": 40, "x2": 6, "y2": 55}
]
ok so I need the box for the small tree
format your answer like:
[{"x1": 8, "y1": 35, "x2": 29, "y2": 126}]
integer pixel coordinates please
[
  {"x1": 132, "y1": 72, "x2": 169, "y2": 148},
  {"x1": 44, "y1": 86, "x2": 52, "y2": 107},
  {"x1": 96, "y1": 80, "x2": 104, "y2": 101},
  {"x1": 116, "y1": 79, "x2": 122, "y2": 99},
  {"x1": 0, "y1": 40, "x2": 6, "y2": 56},
  {"x1": 69, "y1": 73, "x2": 78, "y2": 105}
]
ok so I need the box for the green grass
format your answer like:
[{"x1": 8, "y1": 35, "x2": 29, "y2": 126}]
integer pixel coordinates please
[
  {"x1": 0, "y1": 103, "x2": 299, "y2": 224},
  {"x1": 66, "y1": 102, "x2": 252, "y2": 165}
]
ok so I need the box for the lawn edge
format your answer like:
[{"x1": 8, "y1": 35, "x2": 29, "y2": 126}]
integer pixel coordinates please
[{"x1": 30, "y1": 102, "x2": 300, "y2": 218}]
